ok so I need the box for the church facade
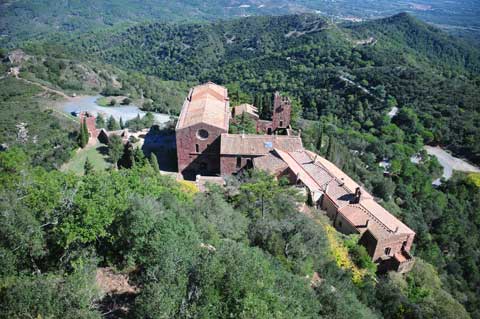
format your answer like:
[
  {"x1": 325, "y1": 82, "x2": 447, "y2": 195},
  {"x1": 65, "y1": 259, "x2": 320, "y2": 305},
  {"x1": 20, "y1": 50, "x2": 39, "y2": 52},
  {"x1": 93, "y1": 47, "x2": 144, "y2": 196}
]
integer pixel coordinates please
[{"x1": 175, "y1": 82, "x2": 295, "y2": 178}]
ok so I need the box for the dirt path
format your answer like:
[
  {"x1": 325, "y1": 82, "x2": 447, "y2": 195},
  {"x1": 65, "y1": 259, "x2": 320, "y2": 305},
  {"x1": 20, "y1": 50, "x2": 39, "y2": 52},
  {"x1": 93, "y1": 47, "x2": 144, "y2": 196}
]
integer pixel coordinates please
[
  {"x1": 16, "y1": 75, "x2": 72, "y2": 100},
  {"x1": 8, "y1": 74, "x2": 79, "y2": 124}
]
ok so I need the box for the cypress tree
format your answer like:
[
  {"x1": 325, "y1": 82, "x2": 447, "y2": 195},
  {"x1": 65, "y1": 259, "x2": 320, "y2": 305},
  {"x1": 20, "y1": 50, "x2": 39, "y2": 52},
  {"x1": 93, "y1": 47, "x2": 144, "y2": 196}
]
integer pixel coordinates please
[
  {"x1": 254, "y1": 93, "x2": 263, "y2": 117},
  {"x1": 78, "y1": 118, "x2": 88, "y2": 148},
  {"x1": 82, "y1": 118, "x2": 89, "y2": 145},
  {"x1": 78, "y1": 120, "x2": 84, "y2": 147},
  {"x1": 119, "y1": 117, "x2": 124, "y2": 129},
  {"x1": 263, "y1": 94, "x2": 272, "y2": 119},
  {"x1": 150, "y1": 153, "x2": 160, "y2": 173},
  {"x1": 316, "y1": 125, "x2": 323, "y2": 153},
  {"x1": 326, "y1": 135, "x2": 334, "y2": 161}
]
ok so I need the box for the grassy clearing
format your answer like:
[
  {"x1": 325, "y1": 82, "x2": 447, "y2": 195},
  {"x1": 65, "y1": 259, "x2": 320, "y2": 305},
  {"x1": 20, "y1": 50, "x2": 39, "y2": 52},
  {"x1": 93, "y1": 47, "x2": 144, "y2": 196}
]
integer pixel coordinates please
[
  {"x1": 61, "y1": 142, "x2": 111, "y2": 175},
  {"x1": 96, "y1": 96, "x2": 110, "y2": 106},
  {"x1": 96, "y1": 96, "x2": 127, "y2": 106}
]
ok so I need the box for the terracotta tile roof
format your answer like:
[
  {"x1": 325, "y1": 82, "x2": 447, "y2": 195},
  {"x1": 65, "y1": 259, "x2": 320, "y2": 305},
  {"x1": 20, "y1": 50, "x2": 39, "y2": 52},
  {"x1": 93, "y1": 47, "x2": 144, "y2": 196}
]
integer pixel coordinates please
[
  {"x1": 274, "y1": 149, "x2": 415, "y2": 238},
  {"x1": 191, "y1": 82, "x2": 227, "y2": 101},
  {"x1": 220, "y1": 134, "x2": 303, "y2": 156},
  {"x1": 274, "y1": 148, "x2": 325, "y2": 194},
  {"x1": 176, "y1": 82, "x2": 230, "y2": 130},
  {"x1": 359, "y1": 199, "x2": 414, "y2": 235},
  {"x1": 253, "y1": 152, "x2": 289, "y2": 174},
  {"x1": 233, "y1": 103, "x2": 259, "y2": 119}
]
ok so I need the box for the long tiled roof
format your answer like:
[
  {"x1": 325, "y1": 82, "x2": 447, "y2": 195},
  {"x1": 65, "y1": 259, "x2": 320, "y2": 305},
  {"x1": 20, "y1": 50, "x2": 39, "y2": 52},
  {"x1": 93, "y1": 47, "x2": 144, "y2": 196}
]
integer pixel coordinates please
[
  {"x1": 176, "y1": 82, "x2": 230, "y2": 130},
  {"x1": 274, "y1": 149, "x2": 414, "y2": 239},
  {"x1": 220, "y1": 134, "x2": 303, "y2": 156}
]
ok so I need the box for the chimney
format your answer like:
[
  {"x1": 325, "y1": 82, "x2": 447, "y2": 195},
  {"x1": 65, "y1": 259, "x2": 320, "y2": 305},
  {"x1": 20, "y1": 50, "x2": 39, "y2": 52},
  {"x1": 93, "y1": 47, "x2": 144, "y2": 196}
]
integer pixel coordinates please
[
  {"x1": 351, "y1": 187, "x2": 361, "y2": 204},
  {"x1": 298, "y1": 129, "x2": 302, "y2": 137}
]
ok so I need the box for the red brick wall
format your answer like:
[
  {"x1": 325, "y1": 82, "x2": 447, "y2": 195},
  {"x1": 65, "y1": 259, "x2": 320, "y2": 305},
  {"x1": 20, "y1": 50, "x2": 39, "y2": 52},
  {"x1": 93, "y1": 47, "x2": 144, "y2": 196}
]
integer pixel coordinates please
[
  {"x1": 272, "y1": 93, "x2": 292, "y2": 131},
  {"x1": 176, "y1": 123, "x2": 226, "y2": 176},
  {"x1": 220, "y1": 155, "x2": 257, "y2": 175},
  {"x1": 256, "y1": 120, "x2": 273, "y2": 134}
]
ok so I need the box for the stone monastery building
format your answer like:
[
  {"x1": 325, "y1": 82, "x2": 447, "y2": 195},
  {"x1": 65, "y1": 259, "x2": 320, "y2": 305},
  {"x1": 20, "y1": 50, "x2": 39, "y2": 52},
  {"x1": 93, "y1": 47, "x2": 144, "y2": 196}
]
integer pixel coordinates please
[{"x1": 176, "y1": 82, "x2": 415, "y2": 273}]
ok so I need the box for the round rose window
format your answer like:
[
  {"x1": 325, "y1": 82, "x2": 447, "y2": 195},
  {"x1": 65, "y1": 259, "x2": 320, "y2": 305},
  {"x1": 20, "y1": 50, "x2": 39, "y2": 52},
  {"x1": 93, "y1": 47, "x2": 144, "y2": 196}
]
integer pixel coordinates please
[{"x1": 197, "y1": 129, "x2": 209, "y2": 140}]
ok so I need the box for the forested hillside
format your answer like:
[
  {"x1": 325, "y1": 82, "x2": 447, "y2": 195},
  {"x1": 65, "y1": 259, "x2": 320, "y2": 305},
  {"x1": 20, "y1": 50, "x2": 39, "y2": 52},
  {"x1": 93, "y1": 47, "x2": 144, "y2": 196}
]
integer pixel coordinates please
[
  {"x1": 2, "y1": 11, "x2": 480, "y2": 319},
  {"x1": 2, "y1": 0, "x2": 479, "y2": 46}
]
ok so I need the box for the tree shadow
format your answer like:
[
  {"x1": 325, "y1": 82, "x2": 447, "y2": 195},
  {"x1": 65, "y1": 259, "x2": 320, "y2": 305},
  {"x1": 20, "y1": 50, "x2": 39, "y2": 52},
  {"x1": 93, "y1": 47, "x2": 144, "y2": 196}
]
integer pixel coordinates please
[
  {"x1": 97, "y1": 145, "x2": 109, "y2": 156},
  {"x1": 142, "y1": 127, "x2": 177, "y2": 172},
  {"x1": 97, "y1": 292, "x2": 137, "y2": 319}
]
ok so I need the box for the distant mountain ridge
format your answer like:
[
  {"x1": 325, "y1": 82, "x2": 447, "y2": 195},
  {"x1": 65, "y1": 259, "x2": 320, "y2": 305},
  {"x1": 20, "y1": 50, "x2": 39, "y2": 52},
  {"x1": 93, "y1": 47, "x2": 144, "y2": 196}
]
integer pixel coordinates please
[
  {"x1": 2, "y1": 0, "x2": 479, "y2": 46},
  {"x1": 68, "y1": 13, "x2": 480, "y2": 80}
]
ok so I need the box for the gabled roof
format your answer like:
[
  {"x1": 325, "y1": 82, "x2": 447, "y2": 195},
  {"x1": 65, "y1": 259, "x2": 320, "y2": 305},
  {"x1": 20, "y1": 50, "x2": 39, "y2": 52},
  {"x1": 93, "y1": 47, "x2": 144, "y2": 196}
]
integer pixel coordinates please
[
  {"x1": 220, "y1": 134, "x2": 303, "y2": 156},
  {"x1": 253, "y1": 152, "x2": 289, "y2": 174},
  {"x1": 176, "y1": 82, "x2": 230, "y2": 130},
  {"x1": 274, "y1": 149, "x2": 415, "y2": 238}
]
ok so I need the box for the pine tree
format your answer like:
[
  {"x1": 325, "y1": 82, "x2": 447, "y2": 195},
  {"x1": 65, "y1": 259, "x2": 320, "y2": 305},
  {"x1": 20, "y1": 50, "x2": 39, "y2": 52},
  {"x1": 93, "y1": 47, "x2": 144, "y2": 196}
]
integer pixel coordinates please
[
  {"x1": 150, "y1": 153, "x2": 160, "y2": 173},
  {"x1": 96, "y1": 114, "x2": 106, "y2": 128},
  {"x1": 108, "y1": 134, "x2": 124, "y2": 169},
  {"x1": 107, "y1": 116, "x2": 120, "y2": 131},
  {"x1": 133, "y1": 147, "x2": 148, "y2": 166},
  {"x1": 84, "y1": 157, "x2": 94, "y2": 175}
]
